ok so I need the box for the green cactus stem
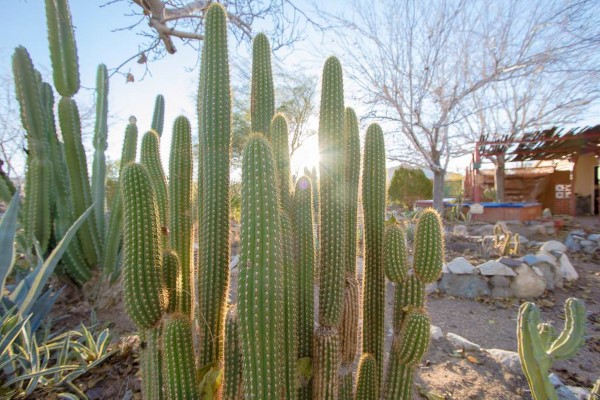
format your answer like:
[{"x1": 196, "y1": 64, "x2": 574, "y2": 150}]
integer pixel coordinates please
[
  {"x1": 396, "y1": 309, "x2": 431, "y2": 365},
  {"x1": 162, "y1": 250, "x2": 179, "y2": 313},
  {"x1": 168, "y1": 116, "x2": 193, "y2": 315},
  {"x1": 59, "y1": 97, "x2": 101, "y2": 266},
  {"x1": 121, "y1": 163, "x2": 164, "y2": 329},
  {"x1": 355, "y1": 353, "x2": 380, "y2": 400},
  {"x1": 140, "y1": 327, "x2": 164, "y2": 400},
  {"x1": 413, "y1": 209, "x2": 444, "y2": 283},
  {"x1": 197, "y1": 2, "x2": 231, "y2": 366},
  {"x1": 344, "y1": 107, "x2": 360, "y2": 276},
  {"x1": 103, "y1": 118, "x2": 138, "y2": 273},
  {"x1": 340, "y1": 276, "x2": 359, "y2": 365},
  {"x1": 313, "y1": 326, "x2": 340, "y2": 400},
  {"x1": 270, "y1": 114, "x2": 292, "y2": 209},
  {"x1": 91, "y1": 64, "x2": 108, "y2": 240},
  {"x1": 141, "y1": 130, "x2": 169, "y2": 231},
  {"x1": 517, "y1": 298, "x2": 586, "y2": 400},
  {"x1": 318, "y1": 56, "x2": 346, "y2": 328},
  {"x1": 152, "y1": 94, "x2": 165, "y2": 136},
  {"x1": 224, "y1": 305, "x2": 243, "y2": 400},
  {"x1": 362, "y1": 123, "x2": 386, "y2": 389},
  {"x1": 281, "y1": 211, "x2": 298, "y2": 399},
  {"x1": 250, "y1": 33, "x2": 274, "y2": 136},
  {"x1": 339, "y1": 371, "x2": 354, "y2": 400},
  {"x1": 393, "y1": 275, "x2": 425, "y2": 333},
  {"x1": 238, "y1": 136, "x2": 284, "y2": 399},
  {"x1": 382, "y1": 346, "x2": 415, "y2": 400},
  {"x1": 163, "y1": 314, "x2": 199, "y2": 400},
  {"x1": 384, "y1": 225, "x2": 409, "y2": 283},
  {"x1": 45, "y1": 0, "x2": 80, "y2": 97}
]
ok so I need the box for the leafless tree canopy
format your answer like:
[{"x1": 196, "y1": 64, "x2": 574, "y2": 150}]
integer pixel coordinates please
[
  {"x1": 106, "y1": 0, "x2": 324, "y2": 75},
  {"x1": 333, "y1": 0, "x2": 600, "y2": 209}
]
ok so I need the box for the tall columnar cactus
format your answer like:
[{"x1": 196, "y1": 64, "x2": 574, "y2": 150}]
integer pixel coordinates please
[
  {"x1": 313, "y1": 327, "x2": 340, "y2": 400},
  {"x1": 139, "y1": 327, "x2": 164, "y2": 400},
  {"x1": 518, "y1": 298, "x2": 586, "y2": 400},
  {"x1": 340, "y1": 277, "x2": 359, "y2": 364},
  {"x1": 383, "y1": 349, "x2": 415, "y2": 400},
  {"x1": 12, "y1": 47, "x2": 52, "y2": 251},
  {"x1": 295, "y1": 176, "x2": 315, "y2": 400},
  {"x1": 250, "y1": 33, "x2": 274, "y2": 135},
  {"x1": 362, "y1": 123, "x2": 386, "y2": 389},
  {"x1": 197, "y1": 3, "x2": 231, "y2": 366},
  {"x1": 168, "y1": 116, "x2": 193, "y2": 315},
  {"x1": 413, "y1": 209, "x2": 444, "y2": 283},
  {"x1": 163, "y1": 314, "x2": 199, "y2": 399},
  {"x1": 59, "y1": 97, "x2": 102, "y2": 267},
  {"x1": 270, "y1": 114, "x2": 292, "y2": 209},
  {"x1": 339, "y1": 372, "x2": 354, "y2": 400},
  {"x1": 103, "y1": 118, "x2": 138, "y2": 273},
  {"x1": 318, "y1": 56, "x2": 346, "y2": 328},
  {"x1": 224, "y1": 306, "x2": 243, "y2": 400},
  {"x1": 152, "y1": 94, "x2": 165, "y2": 136},
  {"x1": 141, "y1": 131, "x2": 169, "y2": 231},
  {"x1": 92, "y1": 64, "x2": 108, "y2": 239},
  {"x1": 121, "y1": 163, "x2": 165, "y2": 329},
  {"x1": 356, "y1": 353, "x2": 380, "y2": 400},
  {"x1": 238, "y1": 136, "x2": 284, "y2": 399},
  {"x1": 344, "y1": 106, "x2": 360, "y2": 276},
  {"x1": 45, "y1": 0, "x2": 79, "y2": 97}
]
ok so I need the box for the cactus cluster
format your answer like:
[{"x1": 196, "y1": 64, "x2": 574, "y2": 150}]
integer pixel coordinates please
[{"x1": 518, "y1": 298, "x2": 586, "y2": 400}]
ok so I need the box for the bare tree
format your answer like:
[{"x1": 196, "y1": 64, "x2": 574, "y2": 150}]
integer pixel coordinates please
[
  {"x1": 0, "y1": 72, "x2": 26, "y2": 178},
  {"x1": 461, "y1": 66, "x2": 599, "y2": 201},
  {"x1": 333, "y1": 0, "x2": 600, "y2": 211},
  {"x1": 106, "y1": 0, "x2": 324, "y2": 76}
]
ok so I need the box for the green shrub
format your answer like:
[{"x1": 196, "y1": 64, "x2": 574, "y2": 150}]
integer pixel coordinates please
[{"x1": 388, "y1": 167, "x2": 432, "y2": 208}]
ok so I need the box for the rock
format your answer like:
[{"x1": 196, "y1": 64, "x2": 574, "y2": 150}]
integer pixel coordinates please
[
  {"x1": 485, "y1": 349, "x2": 520, "y2": 372},
  {"x1": 511, "y1": 264, "x2": 546, "y2": 298},
  {"x1": 439, "y1": 273, "x2": 490, "y2": 298},
  {"x1": 469, "y1": 203, "x2": 484, "y2": 214},
  {"x1": 557, "y1": 386, "x2": 580, "y2": 400},
  {"x1": 453, "y1": 225, "x2": 468, "y2": 236},
  {"x1": 570, "y1": 229, "x2": 586, "y2": 237},
  {"x1": 559, "y1": 253, "x2": 578, "y2": 281},
  {"x1": 566, "y1": 386, "x2": 591, "y2": 400},
  {"x1": 583, "y1": 245, "x2": 597, "y2": 255},
  {"x1": 471, "y1": 224, "x2": 494, "y2": 236},
  {"x1": 229, "y1": 254, "x2": 240, "y2": 269},
  {"x1": 446, "y1": 332, "x2": 481, "y2": 351},
  {"x1": 442, "y1": 263, "x2": 449, "y2": 273},
  {"x1": 491, "y1": 287, "x2": 514, "y2": 298},
  {"x1": 425, "y1": 282, "x2": 438, "y2": 294},
  {"x1": 447, "y1": 257, "x2": 477, "y2": 274},
  {"x1": 550, "y1": 373, "x2": 563, "y2": 387},
  {"x1": 528, "y1": 225, "x2": 548, "y2": 237},
  {"x1": 430, "y1": 325, "x2": 443, "y2": 340},
  {"x1": 518, "y1": 235, "x2": 529, "y2": 245},
  {"x1": 587, "y1": 233, "x2": 600, "y2": 242},
  {"x1": 534, "y1": 262, "x2": 562, "y2": 290},
  {"x1": 533, "y1": 252, "x2": 559, "y2": 267},
  {"x1": 490, "y1": 275, "x2": 512, "y2": 288},
  {"x1": 499, "y1": 257, "x2": 522, "y2": 268},
  {"x1": 543, "y1": 208, "x2": 552, "y2": 217},
  {"x1": 580, "y1": 239, "x2": 594, "y2": 247},
  {"x1": 541, "y1": 240, "x2": 567, "y2": 253},
  {"x1": 478, "y1": 260, "x2": 517, "y2": 276}
]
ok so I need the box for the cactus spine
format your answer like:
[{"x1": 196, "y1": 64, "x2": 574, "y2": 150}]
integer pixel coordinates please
[
  {"x1": 517, "y1": 298, "x2": 586, "y2": 400},
  {"x1": 224, "y1": 306, "x2": 243, "y2": 400},
  {"x1": 197, "y1": 3, "x2": 231, "y2": 366},
  {"x1": 356, "y1": 353, "x2": 380, "y2": 400},
  {"x1": 362, "y1": 123, "x2": 386, "y2": 389},
  {"x1": 251, "y1": 33, "x2": 275, "y2": 136},
  {"x1": 168, "y1": 116, "x2": 193, "y2": 315},
  {"x1": 152, "y1": 94, "x2": 165, "y2": 136},
  {"x1": 163, "y1": 315, "x2": 199, "y2": 399},
  {"x1": 92, "y1": 64, "x2": 108, "y2": 239},
  {"x1": 45, "y1": 0, "x2": 79, "y2": 97},
  {"x1": 238, "y1": 136, "x2": 284, "y2": 399},
  {"x1": 141, "y1": 131, "x2": 169, "y2": 231},
  {"x1": 295, "y1": 176, "x2": 315, "y2": 400}
]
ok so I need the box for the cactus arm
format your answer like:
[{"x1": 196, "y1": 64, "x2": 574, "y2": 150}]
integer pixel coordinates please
[
  {"x1": 58, "y1": 97, "x2": 101, "y2": 266},
  {"x1": 103, "y1": 119, "x2": 138, "y2": 274},
  {"x1": 270, "y1": 114, "x2": 292, "y2": 209},
  {"x1": 413, "y1": 209, "x2": 444, "y2": 283},
  {"x1": 344, "y1": 107, "x2": 360, "y2": 276},
  {"x1": 168, "y1": 116, "x2": 193, "y2": 315},
  {"x1": 44, "y1": 0, "x2": 79, "y2": 97},
  {"x1": 397, "y1": 310, "x2": 431, "y2": 365},
  {"x1": 250, "y1": 33, "x2": 274, "y2": 136},
  {"x1": 538, "y1": 323, "x2": 557, "y2": 349},
  {"x1": 393, "y1": 275, "x2": 425, "y2": 333},
  {"x1": 313, "y1": 327, "x2": 340, "y2": 400},
  {"x1": 197, "y1": 3, "x2": 232, "y2": 365},
  {"x1": 318, "y1": 56, "x2": 346, "y2": 327},
  {"x1": 162, "y1": 250, "x2": 179, "y2": 313},
  {"x1": 121, "y1": 163, "x2": 165, "y2": 329},
  {"x1": 339, "y1": 371, "x2": 354, "y2": 400},
  {"x1": 355, "y1": 353, "x2": 380, "y2": 400},
  {"x1": 151, "y1": 94, "x2": 165, "y2": 136},
  {"x1": 140, "y1": 327, "x2": 164, "y2": 400},
  {"x1": 91, "y1": 64, "x2": 109, "y2": 240},
  {"x1": 548, "y1": 298, "x2": 586, "y2": 360},
  {"x1": 590, "y1": 378, "x2": 600, "y2": 400},
  {"x1": 140, "y1": 130, "x2": 169, "y2": 232},
  {"x1": 383, "y1": 340, "x2": 415, "y2": 400},
  {"x1": 384, "y1": 225, "x2": 409, "y2": 283},
  {"x1": 362, "y1": 123, "x2": 386, "y2": 389},
  {"x1": 163, "y1": 314, "x2": 199, "y2": 399},
  {"x1": 238, "y1": 136, "x2": 284, "y2": 399},
  {"x1": 340, "y1": 277, "x2": 359, "y2": 365},
  {"x1": 223, "y1": 306, "x2": 243, "y2": 400}
]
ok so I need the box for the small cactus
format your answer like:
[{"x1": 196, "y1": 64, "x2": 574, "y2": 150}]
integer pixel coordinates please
[
  {"x1": 413, "y1": 209, "x2": 444, "y2": 283},
  {"x1": 384, "y1": 224, "x2": 409, "y2": 283}
]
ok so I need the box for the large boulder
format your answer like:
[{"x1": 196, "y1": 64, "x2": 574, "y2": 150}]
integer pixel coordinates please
[
  {"x1": 510, "y1": 264, "x2": 546, "y2": 298},
  {"x1": 485, "y1": 348, "x2": 520, "y2": 373},
  {"x1": 541, "y1": 240, "x2": 567, "y2": 253},
  {"x1": 439, "y1": 273, "x2": 490, "y2": 298},
  {"x1": 478, "y1": 260, "x2": 517, "y2": 276}
]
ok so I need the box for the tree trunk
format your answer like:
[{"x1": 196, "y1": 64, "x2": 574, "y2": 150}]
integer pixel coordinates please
[
  {"x1": 494, "y1": 155, "x2": 505, "y2": 202},
  {"x1": 432, "y1": 169, "x2": 446, "y2": 213}
]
